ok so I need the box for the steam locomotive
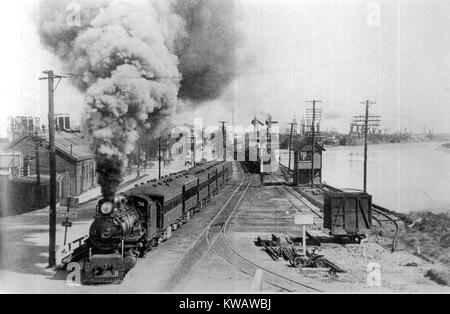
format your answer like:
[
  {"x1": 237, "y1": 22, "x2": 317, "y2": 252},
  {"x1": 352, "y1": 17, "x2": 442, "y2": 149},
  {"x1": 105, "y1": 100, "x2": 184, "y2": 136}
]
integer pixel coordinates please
[{"x1": 83, "y1": 161, "x2": 233, "y2": 284}]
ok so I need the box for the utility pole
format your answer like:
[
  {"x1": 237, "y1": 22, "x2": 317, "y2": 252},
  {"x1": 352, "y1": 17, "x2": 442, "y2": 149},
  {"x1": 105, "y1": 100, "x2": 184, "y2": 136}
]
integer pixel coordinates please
[
  {"x1": 219, "y1": 121, "x2": 228, "y2": 161},
  {"x1": 265, "y1": 114, "x2": 278, "y2": 162},
  {"x1": 158, "y1": 137, "x2": 162, "y2": 179},
  {"x1": 306, "y1": 100, "x2": 322, "y2": 188},
  {"x1": 288, "y1": 120, "x2": 297, "y2": 170},
  {"x1": 39, "y1": 70, "x2": 66, "y2": 268},
  {"x1": 360, "y1": 100, "x2": 376, "y2": 193},
  {"x1": 34, "y1": 134, "x2": 41, "y2": 186},
  {"x1": 137, "y1": 144, "x2": 141, "y2": 177},
  {"x1": 41, "y1": 70, "x2": 56, "y2": 268},
  {"x1": 234, "y1": 131, "x2": 238, "y2": 161},
  {"x1": 10, "y1": 118, "x2": 16, "y2": 172},
  {"x1": 251, "y1": 116, "x2": 264, "y2": 166},
  {"x1": 191, "y1": 128, "x2": 196, "y2": 167}
]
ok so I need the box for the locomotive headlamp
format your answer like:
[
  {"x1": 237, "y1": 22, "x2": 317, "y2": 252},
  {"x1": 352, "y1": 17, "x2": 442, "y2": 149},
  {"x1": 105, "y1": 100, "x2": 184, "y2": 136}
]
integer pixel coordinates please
[{"x1": 100, "y1": 202, "x2": 114, "y2": 215}]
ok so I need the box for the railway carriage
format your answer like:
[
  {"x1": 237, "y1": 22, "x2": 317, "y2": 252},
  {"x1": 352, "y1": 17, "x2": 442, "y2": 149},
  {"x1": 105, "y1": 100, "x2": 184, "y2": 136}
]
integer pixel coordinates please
[
  {"x1": 81, "y1": 161, "x2": 234, "y2": 284},
  {"x1": 171, "y1": 171, "x2": 199, "y2": 220},
  {"x1": 217, "y1": 162, "x2": 233, "y2": 187},
  {"x1": 209, "y1": 167, "x2": 219, "y2": 196},
  {"x1": 188, "y1": 164, "x2": 213, "y2": 206},
  {"x1": 129, "y1": 178, "x2": 184, "y2": 240},
  {"x1": 211, "y1": 163, "x2": 223, "y2": 188}
]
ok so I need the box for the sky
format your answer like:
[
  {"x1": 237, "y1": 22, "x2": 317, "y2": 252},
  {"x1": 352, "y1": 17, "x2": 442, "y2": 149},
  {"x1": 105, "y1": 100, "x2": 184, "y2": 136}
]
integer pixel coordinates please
[{"x1": 1, "y1": 0, "x2": 450, "y2": 138}]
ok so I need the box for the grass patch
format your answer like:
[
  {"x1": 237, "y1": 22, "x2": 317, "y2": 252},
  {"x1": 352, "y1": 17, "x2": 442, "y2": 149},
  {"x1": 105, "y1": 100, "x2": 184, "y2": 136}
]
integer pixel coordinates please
[
  {"x1": 399, "y1": 211, "x2": 450, "y2": 266},
  {"x1": 425, "y1": 269, "x2": 450, "y2": 286}
]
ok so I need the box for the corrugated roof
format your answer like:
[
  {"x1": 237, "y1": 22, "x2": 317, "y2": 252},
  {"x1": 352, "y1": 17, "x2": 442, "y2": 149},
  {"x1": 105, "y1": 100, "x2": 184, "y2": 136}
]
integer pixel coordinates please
[
  {"x1": 11, "y1": 131, "x2": 94, "y2": 162},
  {"x1": 50, "y1": 132, "x2": 93, "y2": 161},
  {"x1": 129, "y1": 179, "x2": 182, "y2": 203},
  {"x1": 294, "y1": 138, "x2": 326, "y2": 152}
]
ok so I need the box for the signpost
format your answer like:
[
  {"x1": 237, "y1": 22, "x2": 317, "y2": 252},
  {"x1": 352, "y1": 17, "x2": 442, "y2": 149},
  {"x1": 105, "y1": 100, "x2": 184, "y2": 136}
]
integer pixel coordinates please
[
  {"x1": 61, "y1": 221, "x2": 73, "y2": 228},
  {"x1": 295, "y1": 214, "x2": 314, "y2": 256},
  {"x1": 59, "y1": 197, "x2": 80, "y2": 246},
  {"x1": 60, "y1": 197, "x2": 79, "y2": 208},
  {"x1": 57, "y1": 211, "x2": 78, "y2": 220}
]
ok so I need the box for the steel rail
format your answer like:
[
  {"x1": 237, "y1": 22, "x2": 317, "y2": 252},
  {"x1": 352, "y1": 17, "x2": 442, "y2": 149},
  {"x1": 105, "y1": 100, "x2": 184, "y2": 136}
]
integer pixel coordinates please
[
  {"x1": 201, "y1": 164, "x2": 294, "y2": 292},
  {"x1": 216, "y1": 165, "x2": 324, "y2": 293},
  {"x1": 372, "y1": 206, "x2": 400, "y2": 252},
  {"x1": 280, "y1": 186, "x2": 324, "y2": 219}
]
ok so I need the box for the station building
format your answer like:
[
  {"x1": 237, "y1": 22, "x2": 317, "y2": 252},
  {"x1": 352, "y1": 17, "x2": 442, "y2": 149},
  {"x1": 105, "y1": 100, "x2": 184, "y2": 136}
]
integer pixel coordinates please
[
  {"x1": 9, "y1": 130, "x2": 97, "y2": 198},
  {"x1": 293, "y1": 138, "x2": 325, "y2": 185}
]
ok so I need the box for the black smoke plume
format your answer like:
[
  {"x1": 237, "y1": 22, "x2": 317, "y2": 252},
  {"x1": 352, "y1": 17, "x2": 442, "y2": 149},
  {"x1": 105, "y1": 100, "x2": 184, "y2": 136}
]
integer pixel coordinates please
[
  {"x1": 37, "y1": 0, "x2": 239, "y2": 197},
  {"x1": 176, "y1": 0, "x2": 239, "y2": 102},
  {"x1": 96, "y1": 155, "x2": 122, "y2": 199}
]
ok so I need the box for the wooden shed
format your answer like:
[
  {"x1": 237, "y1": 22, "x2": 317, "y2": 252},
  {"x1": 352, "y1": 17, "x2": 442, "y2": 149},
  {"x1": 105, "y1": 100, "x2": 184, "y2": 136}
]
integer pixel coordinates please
[{"x1": 293, "y1": 138, "x2": 325, "y2": 185}]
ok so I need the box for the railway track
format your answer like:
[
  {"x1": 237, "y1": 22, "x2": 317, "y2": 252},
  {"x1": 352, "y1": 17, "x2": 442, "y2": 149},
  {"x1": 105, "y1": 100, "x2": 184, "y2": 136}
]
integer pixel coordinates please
[
  {"x1": 161, "y1": 162, "x2": 252, "y2": 291},
  {"x1": 279, "y1": 186, "x2": 324, "y2": 220},
  {"x1": 152, "y1": 162, "x2": 323, "y2": 292},
  {"x1": 172, "y1": 163, "x2": 323, "y2": 292},
  {"x1": 372, "y1": 205, "x2": 400, "y2": 252},
  {"x1": 197, "y1": 163, "x2": 323, "y2": 293}
]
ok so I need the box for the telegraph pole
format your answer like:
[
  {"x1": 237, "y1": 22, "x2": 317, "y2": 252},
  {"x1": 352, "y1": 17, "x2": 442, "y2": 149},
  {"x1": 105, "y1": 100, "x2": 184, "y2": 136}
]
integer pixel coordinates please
[
  {"x1": 360, "y1": 100, "x2": 376, "y2": 193},
  {"x1": 191, "y1": 128, "x2": 196, "y2": 167},
  {"x1": 158, "y1": 137, "x2": 162, "y2": 179},
  {"x1": 137, "y1": 144, "x2": 141, "y2": 177},
  {"x1": 40, "y1": 70, "x2": 56, "y2": 267},
  {"x1": 34, "y1": 134, "x2": 41, "y2": 186},
  {"x1": 219, "y1": 121, "x2": 228, "y2": 161},
  {"x1": 39, "y1": 70, "x2": 67, "y2": 268},
  {"x1": 9, "y1": 118, "x2": 16, "y2": 171},
  {"x1": 288, "y1": 120, "x2": 297, "y2": 170},
  {"x1": 306, "y1": 100, "x2": 322, "y2": 188}
]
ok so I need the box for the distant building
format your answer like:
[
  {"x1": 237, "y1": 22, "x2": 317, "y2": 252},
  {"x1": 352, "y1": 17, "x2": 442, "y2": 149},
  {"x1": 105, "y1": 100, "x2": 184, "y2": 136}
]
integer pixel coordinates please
[
  {"x1": 171, "y1": 137, "x2": 185, "y2": 158},
  {"x1": 6, "y1": 116, "x2": 42, "y2": 143},
  {"x1": 6, "y1": 114, "x2": 76, "y2": 142},
  {"x1": 10, "y1": 130, "x2": 97, "y2": 197}
]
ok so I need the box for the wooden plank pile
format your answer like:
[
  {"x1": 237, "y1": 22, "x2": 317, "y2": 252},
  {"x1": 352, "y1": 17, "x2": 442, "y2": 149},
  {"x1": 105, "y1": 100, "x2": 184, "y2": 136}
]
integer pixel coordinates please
[
  {"x1": 257, "y1": 234, "x2": 346, "y2": 273},
  {"x1": 256, "y1": 234, "x2": 281, "y2": 247}
]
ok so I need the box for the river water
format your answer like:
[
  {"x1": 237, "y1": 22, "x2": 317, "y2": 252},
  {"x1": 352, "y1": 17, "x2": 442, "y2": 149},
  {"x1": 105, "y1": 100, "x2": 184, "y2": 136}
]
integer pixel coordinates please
[{"x1": 280, "y1": 142, "x2": 450, "y2": 214}]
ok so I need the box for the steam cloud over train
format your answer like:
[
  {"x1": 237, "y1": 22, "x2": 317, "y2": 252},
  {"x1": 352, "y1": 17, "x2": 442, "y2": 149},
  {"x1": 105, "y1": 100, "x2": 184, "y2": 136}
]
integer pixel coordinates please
[{"x1": 81, "y1": 161, "x2": 232, "y2": 284}]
